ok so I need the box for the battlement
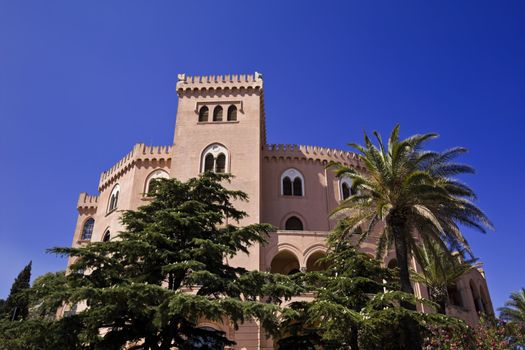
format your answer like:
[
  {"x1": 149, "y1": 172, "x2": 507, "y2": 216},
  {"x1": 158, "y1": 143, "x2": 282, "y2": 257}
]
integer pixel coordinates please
[
  {"x1": 98, "y1": 143, "x2": 173, "y2": 191},
  {"x1": 263, "y1": 144, "x2": 360, "y2": 166},
  {"x1": 176, "y1": 72, "x2": 263, "y2": 94},
  {"x1": 77, "y1": 192, "x2": 99, "y2": 209}
]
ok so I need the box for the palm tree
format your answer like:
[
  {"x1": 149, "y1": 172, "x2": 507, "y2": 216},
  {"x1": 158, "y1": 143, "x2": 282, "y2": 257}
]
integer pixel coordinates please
[
  {"x1": 329, "y1": 125, "x2": 492, "y2": 305},
  {"x1": 410, "y1": 240, "x2": 476, "y2": 314},
  {"x1": 499, "y1": 288, "x2": 525, "y2": 325}
]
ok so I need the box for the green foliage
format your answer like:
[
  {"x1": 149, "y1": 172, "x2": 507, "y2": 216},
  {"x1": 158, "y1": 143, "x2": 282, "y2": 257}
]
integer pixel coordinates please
[
  {"x1": 278, "y1": 241, "x2": 461, "y2": 350},
  {"x1": 0, "y1": 316, "x2": 85, "y2": 350},
  {"x1": 28, "y1": 271, "x2": 67, "y2": 319},
  {"x1": 39, "y1": 173, "x2": 296, "y2": 349},
  {"x1": 410, "y1": 240, "x2": 476, "y2": 314},
  {"x1": 328, "y1": 125, "x2": 493, "y2": 344},
  {"x1": 3, "y1": 261, "x2": 32, "y2": 321},
  {"x1": 423, "y1": 318, "x2": 516, "y2": 350},
  {"x1": 498, "y1": 288, "x2": 525, "y2": 349},
  {"x1": 499, "y1": 288, "x2": 525, "y2": 325}
]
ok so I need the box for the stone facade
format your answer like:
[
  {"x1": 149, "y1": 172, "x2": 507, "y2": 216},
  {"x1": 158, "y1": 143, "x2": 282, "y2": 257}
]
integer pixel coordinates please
[{"x1": 67, "y1": 73, "x2": 493, "y2": 349}]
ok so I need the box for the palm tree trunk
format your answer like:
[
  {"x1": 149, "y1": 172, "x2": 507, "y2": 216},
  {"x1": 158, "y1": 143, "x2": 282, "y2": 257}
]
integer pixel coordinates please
[
  {"x1": 392, "y1": 228, "x2": 416, "y2": 308},
  {"x1": 390, "y1": 217, "x2": 422, "y2": 349}
]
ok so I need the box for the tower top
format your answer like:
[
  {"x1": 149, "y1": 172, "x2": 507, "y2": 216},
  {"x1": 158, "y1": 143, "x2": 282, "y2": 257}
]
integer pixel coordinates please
[{"x1": 176, "y1": 72, "x2": 263, "y2": 94}]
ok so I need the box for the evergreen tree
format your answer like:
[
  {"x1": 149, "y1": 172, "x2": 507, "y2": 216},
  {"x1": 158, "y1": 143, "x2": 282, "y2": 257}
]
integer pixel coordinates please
[
  {"x1": 28, "y1": 271, "x2": 67, "y2": 319},
  {"x1": 46, "y1": 173, "x2": 298, "y2": 349},
  {"x1": 278, "y1": 241, "x2": 454, "y2": 350},
  {"x1": 0, "y1": 270, "x2": 86, "y2": 350},
  {"x1": 4, "y1": 261, "x2": 32, "y2": 321}
]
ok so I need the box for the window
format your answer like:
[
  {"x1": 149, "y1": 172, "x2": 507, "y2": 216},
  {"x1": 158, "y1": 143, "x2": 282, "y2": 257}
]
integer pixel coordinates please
[
  {"x1": 227, "y1": 105, "x2": 237, "y2": 121},
  {"x1": 145, "y1": 170, "x2": 169, "y2": 195},
  {"x1": 64, "y1": 303, "x2": 78, "y2": 317},
  {"x1": 293, "y1": 178, "x2": 303, "y2": 196},
  {"x1": 448, "y1": 284, "x2": 463, "y2": 307},
  {"x1": 198, "y1": 106, "x2": 209, "y2": 122},
  {"x1": 108, "y1": 184, "x2": 120, "y2": 213},
  {"x1": 213, "y1": 106, "x2": 223, "y2": 121},
  {"x1": 340, "y1": 178, "x2": 355, "y2": 200},
  {"x1": 201, "y1": 144, "x2": 229, "y2": 173},
  {"x1": 387, "y1": 259, "x2": 398, "y2": 269},
  {"x1": 216, "y1": 154, "x2": 226, "y2": 173},
  {"x1": 204, "y1": 154, "x2": 215, "y2": 172},
  {"x1": 102, "y1": 230, "x2": 111, "y2": 242},
  {"x1": 80, "y1": 218, "x2": 94, "y2": 241},
  {"x1": 270, "y1": 251, "x2": 301, "y2": 275},
  {"x1": 281, "y1": 169, "x2": 304, "y2": 196},
  {"x1": 282, "y1": 177, "x2": 292, "y2": 195},
  {"x1": 185, "y1": 327, "x2": 225, "y2": 349},
  {"x1": 285, "y1": 216, "x2": 304, "y2": 230}
]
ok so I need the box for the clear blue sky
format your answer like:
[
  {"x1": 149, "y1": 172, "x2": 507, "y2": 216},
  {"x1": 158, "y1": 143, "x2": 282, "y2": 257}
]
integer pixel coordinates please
[{"x1": 0, "y1": 1, "x2": 523, "y2": 312}]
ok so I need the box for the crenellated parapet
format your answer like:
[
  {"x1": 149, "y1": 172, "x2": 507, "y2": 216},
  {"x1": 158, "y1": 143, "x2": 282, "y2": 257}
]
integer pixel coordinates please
[
  {"x1": 262, "y1": 144, "x2": 361, "y2": 168},
  {"x1": 77, "y1": 192, "x2": 98, "y2": 210},
  {"x1": 98, "y1": 144, "x2": 173, "y2": 191},
  {"x1": 176, "y1": 72, "x2": 263, "y2": 95}
]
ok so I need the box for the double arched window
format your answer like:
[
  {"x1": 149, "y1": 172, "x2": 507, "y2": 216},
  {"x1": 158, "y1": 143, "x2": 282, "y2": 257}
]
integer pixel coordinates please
[
  {"x1": 198, "y1": 104, "x2": 238, "y2": 123},
  {"x1": 108, "y1": 184, "x2": 120, "y2": 213},
  {"x1": 198, "y1": 106, "x2": 209, "y2": 122},
  {"x1": 340, "y1": 178, "x2": 356, "y2": 200},
  {"x1": 281, "y1": 169, "x2": 304, "y2": 196},
  {"x1": 145, "y1": 169, "x2": 169, "y2": 195},
  {"x1": 80, "y1": 218, "x2": 94, "y2": 241},
  {"x1": 285, "y1": 216, "x2": 304, "y2": 230},
  {"x1": 201, "y1": 144, "x2": 228, "y2": 173}
]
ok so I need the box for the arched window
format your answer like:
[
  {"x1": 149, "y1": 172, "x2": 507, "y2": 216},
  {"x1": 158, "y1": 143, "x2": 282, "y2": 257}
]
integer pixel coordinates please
[
  {"x1": 198, "y1": 106, "x2": 209, "y2": 122},
  {"x1": 285, "y1": 216, "x2": 304, "y2": 230},
  {"x1": 306, "y1": 251, "x2": 328, "y2": 272},
  {"x1": 213, "y1": 106, "x2": 223, "y2": 121},
  {"x1": 448, "y1": 284, "x2": 463, "y2": 307},
  {"x1": 227, "y1": 105, "x2": 237, "y2": 121},
  {"x1": 185, "y1": 326, "x2": 226, "y2": 349},
  {"x1": 340, "y1": 178, "x2": 355, "y2": 200},
  {"x1": 216, "y1": 153, "x2": 226, "y2": 173},
  {"x1": 204, "y1": 154, "x2": 215, "y2": 172},
  {"x1": 108, "y1": 184, "x2": 120, "y2": 213},
  {"x1": 342, "y1": 182, "x2": 351, "y2": 200},
  {"x1": 387, "y1": 259, "x2": 398, "y2": 269},
  {"x1": 270, "y1": 250, "x2": 301, "y2": 275},
  {"x1": 80, "y1": 218, "x2": 94, "y2": 241},
  {"x1": 470, "y1": 280, "x2": 484, "y2": 314},
  {"x1": 145, "y1": 169, "x2": 169, "y2": 195},
  {"x1": 102, "y1": 230, "x2": 111, "y2": 242},
  {"x1": 293, "y1": 178, "x2": 303, "y2": 196},
  {"x1": 201, "y1": 144, "x2": 229, "y2": 173},
  {"x1": 281, "y1": 169, "x2": 304, "y2": 196},
  {"x1": 282, "y1": 177, "x2": 292, "y2": 195}
]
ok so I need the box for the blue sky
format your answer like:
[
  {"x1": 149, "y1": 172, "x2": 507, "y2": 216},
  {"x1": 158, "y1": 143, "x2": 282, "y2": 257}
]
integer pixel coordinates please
[{"x1": 0, "y1": 1, "x2": 524, "y2": 312}]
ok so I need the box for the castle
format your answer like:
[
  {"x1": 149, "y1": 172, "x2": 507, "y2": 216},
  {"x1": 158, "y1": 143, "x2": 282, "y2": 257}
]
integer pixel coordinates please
[{"x1": 68, "y1": 73, "x2": 493, "y2": 349}]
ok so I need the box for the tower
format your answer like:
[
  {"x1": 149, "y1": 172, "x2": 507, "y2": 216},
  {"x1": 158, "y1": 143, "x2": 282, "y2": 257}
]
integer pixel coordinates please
[{"x1": 170, "y1": 73, "x2": 265, "y2": 271}]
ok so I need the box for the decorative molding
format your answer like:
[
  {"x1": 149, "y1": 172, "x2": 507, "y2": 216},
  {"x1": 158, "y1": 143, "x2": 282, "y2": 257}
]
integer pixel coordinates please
[{"x1": 263, "y1": 143, "x2": 361, "y2": 169}]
